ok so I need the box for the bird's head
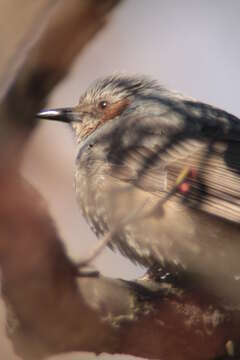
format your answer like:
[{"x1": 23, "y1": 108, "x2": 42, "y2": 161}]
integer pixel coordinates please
[{"x1": 37, "y1": 74, "x2": 161, "y2": 143}]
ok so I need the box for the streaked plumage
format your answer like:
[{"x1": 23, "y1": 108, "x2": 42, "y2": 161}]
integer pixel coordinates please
[{"x1": 37, "y1": 75, "x2": 240, "y2": 299}]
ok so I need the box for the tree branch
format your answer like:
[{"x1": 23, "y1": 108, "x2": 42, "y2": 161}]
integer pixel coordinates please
[{"x1": 0, "y1": 1, "x2": 239, "y2": 360}]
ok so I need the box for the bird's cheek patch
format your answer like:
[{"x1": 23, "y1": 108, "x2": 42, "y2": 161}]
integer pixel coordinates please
[{"x1": 101, "y1": 98, "x2": 130, "y2": 124}]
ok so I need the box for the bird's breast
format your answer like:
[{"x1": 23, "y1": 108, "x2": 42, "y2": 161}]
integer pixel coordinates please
[{"x1": 74, "y1": 149, "x2": 109, "y2": 237}]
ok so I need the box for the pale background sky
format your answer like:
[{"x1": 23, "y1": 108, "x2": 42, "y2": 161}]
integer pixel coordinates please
[
  {"x1": 22, "y1": 0, "x2": 240, "y2": 284},
  {"x1": 0, "y1": 0, "x2": 236, "y2": 359}
]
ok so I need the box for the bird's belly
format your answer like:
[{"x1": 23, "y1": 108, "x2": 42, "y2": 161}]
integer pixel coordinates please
[
  {"x1": 75, "y1": 165, "x2": 110, "y2": 237},
  {"x1": 75, "y1": 167, "x2": 240, "y2": 283}
]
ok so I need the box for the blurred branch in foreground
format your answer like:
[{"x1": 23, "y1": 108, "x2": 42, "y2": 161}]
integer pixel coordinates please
[
  {"x1": 0, "y1": 1, "x2": 239, "y2": 360},
  {"x1": 2, "y1": 175, "x2": 240, "y2": 360}
]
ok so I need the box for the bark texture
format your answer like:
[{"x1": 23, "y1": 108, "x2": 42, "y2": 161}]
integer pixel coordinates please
[{"x1": 0, "y1": 1, "x2": 239, "y2": 360}]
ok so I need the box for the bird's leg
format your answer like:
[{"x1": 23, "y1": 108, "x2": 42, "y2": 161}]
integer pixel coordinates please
[
  {"x1": 76, "y1": 230, "x2": 114, "y2": 277},
  {"x1": 76, "y1": 266, "x2": 100, "y2": 278}
]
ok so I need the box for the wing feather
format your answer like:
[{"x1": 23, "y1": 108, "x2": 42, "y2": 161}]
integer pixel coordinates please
[{"x1": 107, "y1": 101, "x2": 240, "y2": 224}]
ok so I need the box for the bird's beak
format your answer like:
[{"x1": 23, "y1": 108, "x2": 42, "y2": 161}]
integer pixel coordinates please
[{"x1": 36, "y1": 107, "x2": 74, "y2": 123}]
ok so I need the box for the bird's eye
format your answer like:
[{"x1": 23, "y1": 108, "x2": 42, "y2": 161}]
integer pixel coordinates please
[{"x1": 99, "y1": 100, "x2": 108, "y2": 110}]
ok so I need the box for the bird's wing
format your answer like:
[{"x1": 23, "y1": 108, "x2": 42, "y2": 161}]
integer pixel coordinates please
[{"x1": 107, "y1": 103, "x2": 240, "y2": 224}]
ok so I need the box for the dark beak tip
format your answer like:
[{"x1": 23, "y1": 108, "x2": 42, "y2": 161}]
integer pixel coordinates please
[
  {"x1": 36, "y1": 107, "x2": 73, "y2": 123},
  {"x1": 36, "y1": 110, "x2": 58, "y2": 119}
]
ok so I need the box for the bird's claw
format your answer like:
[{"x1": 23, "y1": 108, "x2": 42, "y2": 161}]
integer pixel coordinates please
[{"x1": 76, "y1": 264, "x2": 100, "y2": 278}]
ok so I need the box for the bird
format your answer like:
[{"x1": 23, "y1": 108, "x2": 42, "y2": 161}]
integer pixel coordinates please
[{"x1": 37, "y1": 74, "x2": 240, "y2": 298}]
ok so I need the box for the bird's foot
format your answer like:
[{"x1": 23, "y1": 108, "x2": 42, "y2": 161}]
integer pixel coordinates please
[{"x1": 76, "y1": 264, "x2": 100, "y2": 278}]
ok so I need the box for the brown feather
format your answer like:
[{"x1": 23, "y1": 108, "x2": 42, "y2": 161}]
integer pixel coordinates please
[
  {"x1": 109, "y1": 139, "x2": 240, "y2": 224},
  {"x1": 100, "y1": 98, "x2": 130, "y2": 123}
]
